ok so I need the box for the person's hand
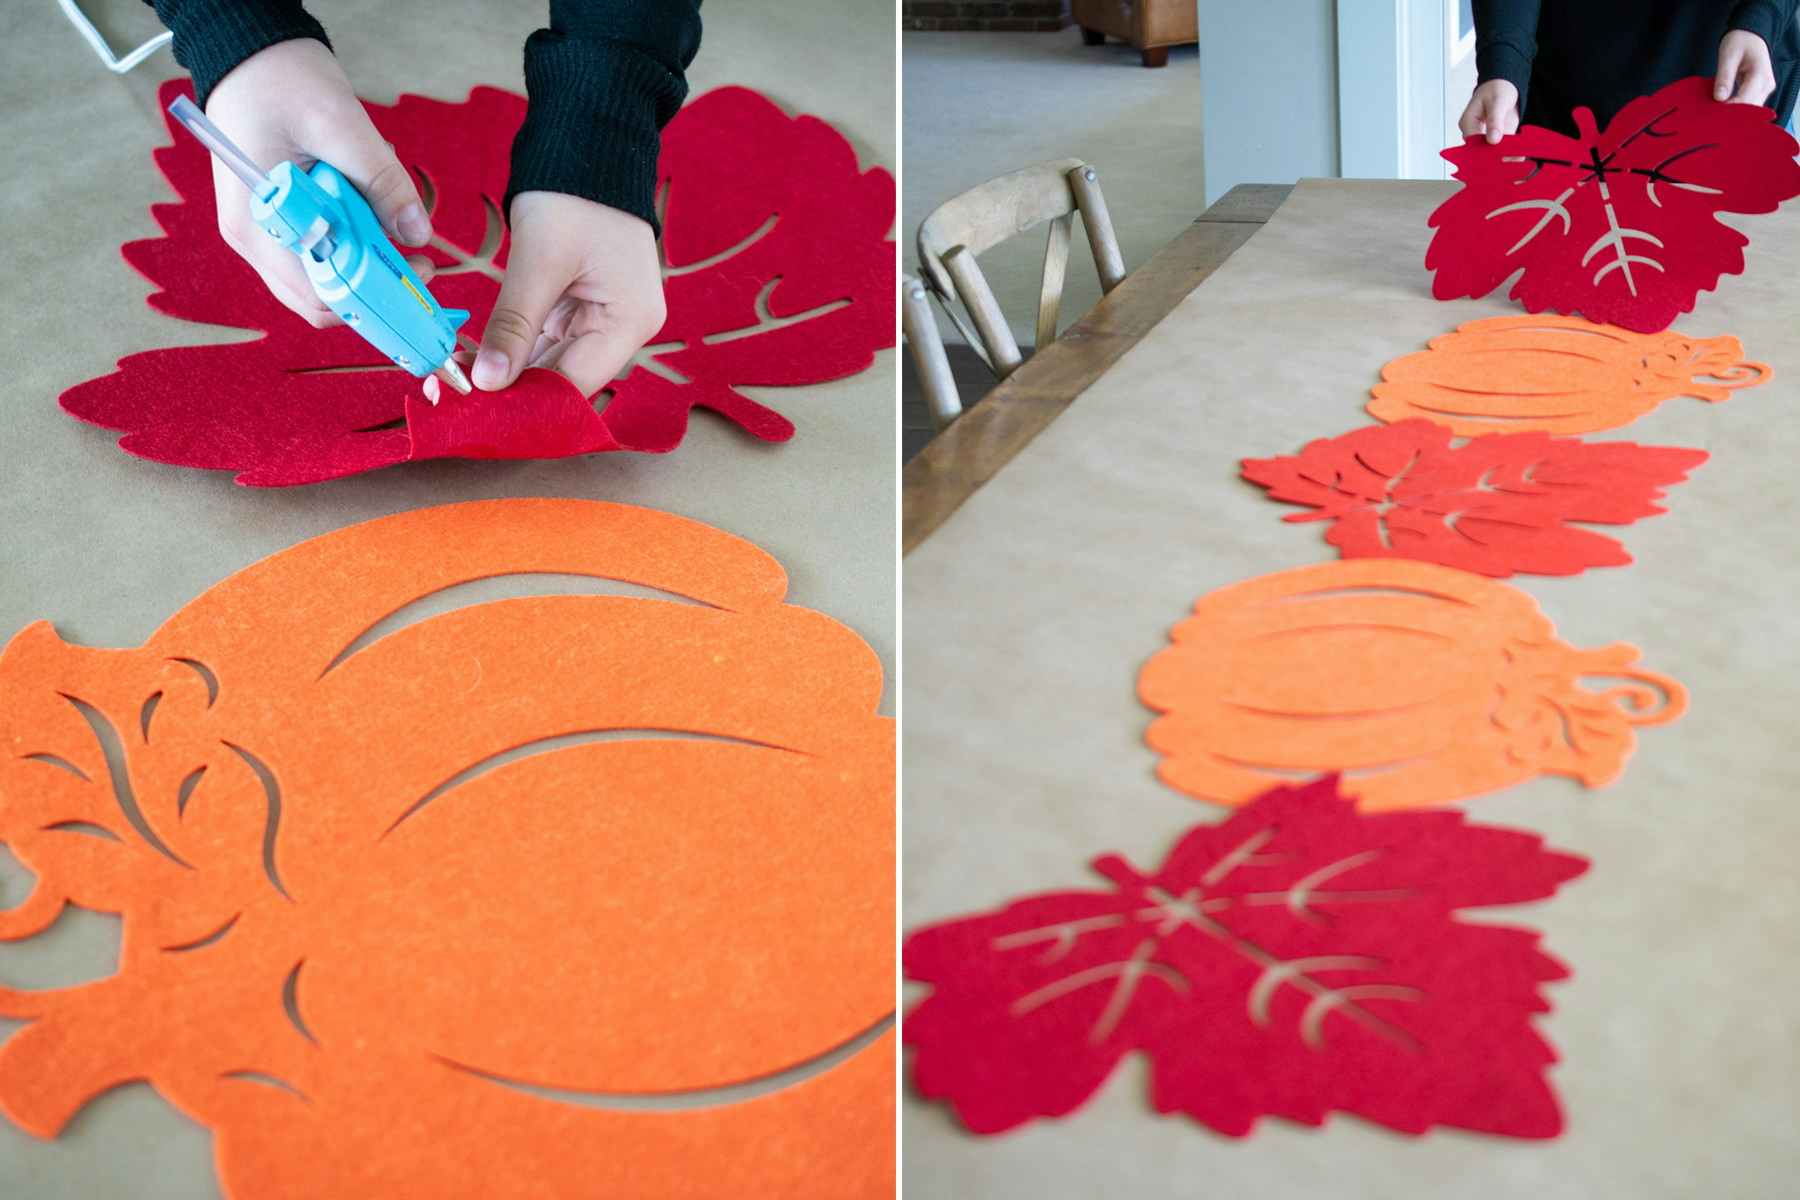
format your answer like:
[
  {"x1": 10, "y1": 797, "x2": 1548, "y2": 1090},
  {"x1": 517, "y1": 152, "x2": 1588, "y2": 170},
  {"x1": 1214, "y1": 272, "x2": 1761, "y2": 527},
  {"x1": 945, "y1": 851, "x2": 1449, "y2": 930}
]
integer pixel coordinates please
[
  {"x1": 1458, "y1": 79, "x2": 1521, "y2": 144},
  {"x1": 203, "y1": 39, "x2": 434, "y2": 327},
  {"x1": 449, "y1": 191, "x2": 667, "y2": 398},
  {"x1": 1715, "y1": 30, "x2": 1776, "y2": 105}
]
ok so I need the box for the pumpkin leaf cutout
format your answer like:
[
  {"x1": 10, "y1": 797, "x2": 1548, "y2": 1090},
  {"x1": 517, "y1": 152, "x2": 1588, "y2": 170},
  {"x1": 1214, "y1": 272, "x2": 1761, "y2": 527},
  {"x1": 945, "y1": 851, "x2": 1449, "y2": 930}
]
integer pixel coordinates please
[
  {"x1": 0, "y1": 500, "x2": 895, "y2": 1198},
  {"x1": 1137, "y1": 560, "x2": 1685, "y2": 810},
  {"x1": 1367, "y1": 314, "x2": 1770, "y2": 437},
  {"x1": 1427, "y1": 75, "x2": 1800, "y2": 332},
  {"x1": 1242, "y1": 419, "x2": 1707, "y2": 578},
  {"x1": 904, "y1": 775, "x2": 1587, "y2": 1138},
  {"x1": 58, "y1": 79, "x2": 896, "y2": 486}
]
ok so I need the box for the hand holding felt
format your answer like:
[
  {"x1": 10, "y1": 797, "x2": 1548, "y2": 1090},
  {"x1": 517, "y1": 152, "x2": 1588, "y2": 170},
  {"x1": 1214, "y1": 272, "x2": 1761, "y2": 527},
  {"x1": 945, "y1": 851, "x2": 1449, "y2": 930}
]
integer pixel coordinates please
[
  {"x1": 60, "y1": 80, "x2": 896, "y2": 486},
  {"x1": 905, "y1": 776, "x2": 1587, "y2": 1138},
  {"x1": 1138, "y1": 560, "x2": 1685, "y2": 810},
  {"x1": 0, "y1": 500, "x2": 895, "y2": 1198},
  {"x1": 1428, "y1": 76, "x2": 1800, "y2": 332}
]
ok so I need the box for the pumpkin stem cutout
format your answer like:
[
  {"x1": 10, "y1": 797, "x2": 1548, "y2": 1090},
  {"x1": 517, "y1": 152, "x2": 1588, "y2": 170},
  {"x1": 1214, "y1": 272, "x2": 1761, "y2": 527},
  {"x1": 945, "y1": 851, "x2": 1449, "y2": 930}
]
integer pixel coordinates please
[
  {"x1": 1137, "y1": 559, "x2": 1686, "y2": 810},
  {"x1": 1368, "y1": 315, "x2": 1770, "y2": 438},
  {"x1": 0, "y1": 499, "x2": 895, "y2": 1199}
]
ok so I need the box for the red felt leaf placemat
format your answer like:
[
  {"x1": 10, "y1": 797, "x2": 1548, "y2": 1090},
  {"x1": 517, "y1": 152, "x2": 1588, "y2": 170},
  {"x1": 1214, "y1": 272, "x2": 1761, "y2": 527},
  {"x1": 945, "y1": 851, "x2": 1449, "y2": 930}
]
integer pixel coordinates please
[
  {"x1": 1138, "y1": 559, "x2": 1686, "y2": 810},
  {"x1": 905, "y1": 776, "x2": 1587, "y2": 1138},
  {"x1": 59, "y1": 79, "x2": 896, "y2": 486},
  {"x1": 1243, "y1": 419, "x2": 1707, "y2": 578},
  {"x1": 1427, "y1": 76, "x2": 1800, "y2": 333},
  {"x1": 0, "y1": 499, "x2": 894, "y2": 1197}
]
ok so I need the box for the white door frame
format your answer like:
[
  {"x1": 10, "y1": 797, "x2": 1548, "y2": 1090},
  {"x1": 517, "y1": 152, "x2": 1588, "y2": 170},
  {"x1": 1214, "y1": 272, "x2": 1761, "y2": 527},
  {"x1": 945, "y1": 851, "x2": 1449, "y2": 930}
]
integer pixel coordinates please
[{"x1": 1334, "y1": 0, "x2": 1452, "y2": 180}]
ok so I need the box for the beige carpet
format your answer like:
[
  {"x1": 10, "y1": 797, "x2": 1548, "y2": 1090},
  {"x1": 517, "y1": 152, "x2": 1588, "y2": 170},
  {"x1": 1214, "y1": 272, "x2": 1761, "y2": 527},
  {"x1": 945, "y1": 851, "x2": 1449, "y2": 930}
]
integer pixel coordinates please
[{"x1": 901, "y1": 30, "x2": 1203, "y2": 456}]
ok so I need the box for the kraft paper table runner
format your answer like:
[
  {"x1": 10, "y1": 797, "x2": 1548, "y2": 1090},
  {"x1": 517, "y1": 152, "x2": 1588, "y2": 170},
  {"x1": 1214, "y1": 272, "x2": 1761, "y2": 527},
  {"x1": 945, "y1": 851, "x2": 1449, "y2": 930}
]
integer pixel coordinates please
[{"x1": 903, "y1": 178, "x2": 1800, "y2": 1199}]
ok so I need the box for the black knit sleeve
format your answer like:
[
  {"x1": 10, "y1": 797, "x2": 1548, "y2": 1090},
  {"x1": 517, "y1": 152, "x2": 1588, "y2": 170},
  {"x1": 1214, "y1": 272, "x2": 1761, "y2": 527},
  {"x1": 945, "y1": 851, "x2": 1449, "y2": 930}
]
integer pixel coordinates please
[
  {"x1": 505, "y1": 0, "x2": 703, "y2": 235},
  {"x1": 1728, "y1": 1, "x2": 1799, "y2": 50},
  {"x1": 143, "y1": 0, "x2": 330, "y2": 110},
  {"x1": 1473, "y1": 0, "x2": 1541, "y2": 110}
]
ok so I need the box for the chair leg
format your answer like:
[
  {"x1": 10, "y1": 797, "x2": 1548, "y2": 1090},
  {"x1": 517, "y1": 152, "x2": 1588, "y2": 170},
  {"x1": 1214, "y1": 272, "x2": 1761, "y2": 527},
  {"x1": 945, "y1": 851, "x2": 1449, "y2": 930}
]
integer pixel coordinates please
[
  {"x1": 1141, "y1": 45, "x2": 1169, "y2": 67},
  {"x1": 1080, "y1": 26, "x2": 1105, "y2": 45}
]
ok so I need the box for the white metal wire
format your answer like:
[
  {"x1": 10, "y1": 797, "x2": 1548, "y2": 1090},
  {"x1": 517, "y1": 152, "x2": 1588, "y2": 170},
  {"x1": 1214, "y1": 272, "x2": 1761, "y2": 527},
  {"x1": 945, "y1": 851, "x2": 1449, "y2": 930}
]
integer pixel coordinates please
[{"x1": 57, "y1": 0, "x2": 173, "y2": 73}]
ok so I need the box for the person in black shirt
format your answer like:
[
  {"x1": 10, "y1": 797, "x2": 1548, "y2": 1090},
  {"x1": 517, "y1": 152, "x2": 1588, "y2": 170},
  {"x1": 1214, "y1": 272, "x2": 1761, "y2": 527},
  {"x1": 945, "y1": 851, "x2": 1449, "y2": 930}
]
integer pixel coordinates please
[
  {"x1": 1459, "y1": 1, "x2": 1798, "y2": 145},
  {"x1": 145, "y1": 1, "x2": 701, "y2": 399}
]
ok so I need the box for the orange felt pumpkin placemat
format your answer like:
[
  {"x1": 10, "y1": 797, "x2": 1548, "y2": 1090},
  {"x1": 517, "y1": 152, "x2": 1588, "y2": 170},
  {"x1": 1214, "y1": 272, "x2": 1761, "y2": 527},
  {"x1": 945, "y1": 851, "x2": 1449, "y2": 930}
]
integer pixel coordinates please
[
  {"x1": 1368, "y1": 314, "x2": 1770, "y2": 437},
  {"x1": 1138, "y1": 559, "x2": 1684, "y2": 811},
  {"x1": 0, "y1": 499, "x2": 894, "y2": 1198}
]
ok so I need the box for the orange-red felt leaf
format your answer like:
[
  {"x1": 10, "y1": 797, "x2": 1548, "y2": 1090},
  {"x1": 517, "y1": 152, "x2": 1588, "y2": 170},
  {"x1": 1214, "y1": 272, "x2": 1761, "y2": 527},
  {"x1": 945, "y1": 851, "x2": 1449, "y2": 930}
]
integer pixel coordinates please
[
  {"x1": 0, "y1": 500, "x2": 894, "y2": 1197},
  {"x1": 58, "y1": 80, "x2": 896, "y2": 486},
  {"x1": 1428, "y1": 76, "x2": 1800, "y2": 332},
  {"x1": 1137, "y1": 559, "x2": 1686, "y2": 810},
  {"x1": 905, "y1": 776, "x2": 1587, "y2": 1138},
  {"x1": 1367, "y1": 315, "x2": 1772, "y2": 437},
  {"x1": 1242, "y1": 419, "x2": 1708, "y2": 577}
]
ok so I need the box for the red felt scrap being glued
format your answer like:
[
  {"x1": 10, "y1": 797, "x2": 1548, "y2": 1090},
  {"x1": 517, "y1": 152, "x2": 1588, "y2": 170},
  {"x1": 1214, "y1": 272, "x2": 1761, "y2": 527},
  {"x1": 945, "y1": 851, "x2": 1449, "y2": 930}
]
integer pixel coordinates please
[
  {"x1": 904, "y1": 776, "x2": 1588, "y2": 1139},
  {"x1": 59, "y1": 79, "x2": 895, "y2": 486},
  {"x1": 1242, "y1": 419, "x2": 1708, "y2": 578},
  {"x1": 1428, "y1": 76, "x2": 1800, "y2": 333}
]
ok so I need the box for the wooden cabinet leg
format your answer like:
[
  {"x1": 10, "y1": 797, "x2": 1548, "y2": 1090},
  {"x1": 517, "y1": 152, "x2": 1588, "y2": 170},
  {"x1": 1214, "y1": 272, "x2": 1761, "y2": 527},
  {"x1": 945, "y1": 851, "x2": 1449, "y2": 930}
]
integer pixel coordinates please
[
  {"x1": 1080, "y1": 26, "x2": 1105, "y2": 45},
  {"x1": 1141, "y1": 45, "x2": 1170, "y2": 67}
]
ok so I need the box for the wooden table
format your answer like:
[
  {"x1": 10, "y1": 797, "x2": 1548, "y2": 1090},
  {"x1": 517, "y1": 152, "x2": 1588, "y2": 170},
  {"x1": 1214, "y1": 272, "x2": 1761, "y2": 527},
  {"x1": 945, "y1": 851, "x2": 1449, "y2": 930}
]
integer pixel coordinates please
[
  {"x1": 902, "y1": 178, "x2": 1800, "y2": 1198},
  {"x1": 902, "y1": 183, "x2": 1292, "y2": 553}
]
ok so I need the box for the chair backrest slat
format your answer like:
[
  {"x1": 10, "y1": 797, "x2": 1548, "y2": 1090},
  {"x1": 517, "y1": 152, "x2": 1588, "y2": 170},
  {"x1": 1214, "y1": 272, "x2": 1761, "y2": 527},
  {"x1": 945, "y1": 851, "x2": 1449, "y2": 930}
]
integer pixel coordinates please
[{"x1": 1036, "y1": 213, "x2": 1074, "y2": 352}]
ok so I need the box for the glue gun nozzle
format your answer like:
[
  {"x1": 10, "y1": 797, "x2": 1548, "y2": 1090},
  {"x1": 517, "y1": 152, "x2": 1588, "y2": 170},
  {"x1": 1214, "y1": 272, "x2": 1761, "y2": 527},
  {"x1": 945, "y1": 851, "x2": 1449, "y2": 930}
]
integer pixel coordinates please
[{"x1": 435, "y1": 358, "x2": 473, "y2": 396}]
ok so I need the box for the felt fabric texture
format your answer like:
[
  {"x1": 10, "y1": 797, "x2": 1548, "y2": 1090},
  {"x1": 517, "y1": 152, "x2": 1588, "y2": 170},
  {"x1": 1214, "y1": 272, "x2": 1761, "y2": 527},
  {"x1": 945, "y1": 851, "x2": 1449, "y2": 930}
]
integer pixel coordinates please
[
  {"x1": 904, "y1": 776, "x2": 1587, "y2": 1139},
  {"x1": 1242, "y1": 419, "x2": 1708, "y2": 578},
  {"x1": 58, "y1": 78, "x2": 896, "y2": 486},
  {"x1": 0, "y1": 499, "x2": 895, "y2": 1198},
  {"x1": 1368, "y1": 314, "x2": 1771, "y2": 437},
  {"x1": 1137, "y1": 560, "x2": 1685, "y2": 811},
  {"x1": 1428, "y1": 76, "x2": 1800, "y2": 333}
]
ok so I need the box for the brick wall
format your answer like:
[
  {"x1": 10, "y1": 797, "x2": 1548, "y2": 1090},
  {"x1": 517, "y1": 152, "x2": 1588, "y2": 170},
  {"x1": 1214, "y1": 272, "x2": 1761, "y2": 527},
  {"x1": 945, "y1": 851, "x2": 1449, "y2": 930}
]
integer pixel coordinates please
[{"x1": 902, "y1": 1, "x2": 1072, "y2": 32}]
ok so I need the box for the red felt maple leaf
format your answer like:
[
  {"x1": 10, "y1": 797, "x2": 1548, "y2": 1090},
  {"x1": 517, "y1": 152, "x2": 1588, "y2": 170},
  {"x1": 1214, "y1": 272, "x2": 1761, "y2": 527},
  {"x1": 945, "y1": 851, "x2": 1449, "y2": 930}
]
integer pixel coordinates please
[
  {"x1": 903, "y1": 776, "x2": 1588, "y2": 1138},
  {"x1": 1241, "y1": 419, "x2": 1708, "y2": 578},
  {"x1": 1427, "y1": 76, "x2": 1800, "y2": 332},
  {"x1": 58, "y1": 79, "x2": 894, "y2": 486}
]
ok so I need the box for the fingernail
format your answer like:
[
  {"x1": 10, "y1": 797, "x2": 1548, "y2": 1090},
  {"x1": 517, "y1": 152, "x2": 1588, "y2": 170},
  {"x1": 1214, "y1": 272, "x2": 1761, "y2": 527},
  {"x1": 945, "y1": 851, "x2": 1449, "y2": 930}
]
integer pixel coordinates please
[
  {"x1": 473, "y1": 350, "x2": 509, "y2": 390},
  {"x1": 396, "y1": 203, "x2": 431, "y2": 247}
]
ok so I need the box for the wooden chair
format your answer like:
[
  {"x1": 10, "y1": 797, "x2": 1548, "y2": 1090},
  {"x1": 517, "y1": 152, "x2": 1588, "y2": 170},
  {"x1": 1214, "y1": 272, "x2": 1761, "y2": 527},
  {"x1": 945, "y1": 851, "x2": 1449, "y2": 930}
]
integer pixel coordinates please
[
  {"x1": 915, "y1": 159, "x2": 1127, "y2": 383},
  {"x1": 901, "y1": 272, "x2": 962, "y2": 430}
]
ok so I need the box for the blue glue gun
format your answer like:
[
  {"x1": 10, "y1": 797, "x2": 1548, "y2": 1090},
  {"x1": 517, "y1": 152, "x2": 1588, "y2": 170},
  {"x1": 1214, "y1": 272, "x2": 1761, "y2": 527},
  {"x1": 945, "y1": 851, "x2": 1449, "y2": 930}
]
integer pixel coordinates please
[{"x1": 167, "y1": 95, "x2": 472, "y2": 397}]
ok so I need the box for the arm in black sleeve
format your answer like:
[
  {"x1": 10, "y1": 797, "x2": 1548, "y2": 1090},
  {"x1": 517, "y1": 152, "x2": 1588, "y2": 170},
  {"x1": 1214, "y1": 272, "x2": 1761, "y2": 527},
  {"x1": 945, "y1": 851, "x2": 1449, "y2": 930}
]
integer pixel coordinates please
[
  {"x1": 505, "y1": 0, "x2": 703, "y2": 236},
  {"x1": 1728, "y1": 1, "x2": 1799, "y2": 49},
  {"x1": 142, "y1": 0, "x2": 329, "y2": 109},
  {"x1": 1473, "y1": 0, "x2": 1541, "y2": 111}
]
